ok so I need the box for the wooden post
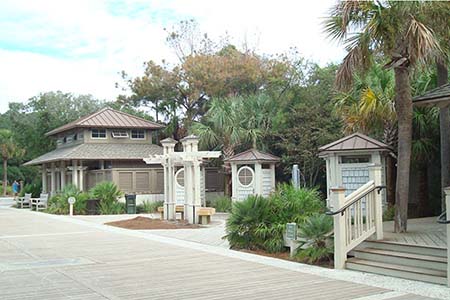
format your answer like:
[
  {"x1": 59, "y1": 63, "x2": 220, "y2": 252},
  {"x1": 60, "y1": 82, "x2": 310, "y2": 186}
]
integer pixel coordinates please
[
  {"x1": 72, "y1": 160, "x2": 78, "y2": 188},
  {"x1": 444, "y1": 187, "x2": 450, "y2": 287},
  {"x1": 369, "y1": 164, "x2": 383, "y2": 240},
  {"x1": 41, "y1": 163, "x2": 47, "y2": 193},
  {"x1": 60, "y1": 161, "x2": 66, "y2": 191},
  {"x1": 50, "y1": 162, "x2": 56, "y2": 196},
  {"x1": 330, "y1": 187, "x2": 346, "y2": 269}
]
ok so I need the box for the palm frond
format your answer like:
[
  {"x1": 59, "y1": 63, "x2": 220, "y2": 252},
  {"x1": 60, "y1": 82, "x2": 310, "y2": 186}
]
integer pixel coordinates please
[{"x1": 406, "y1": 16, "x2": 441, "y2": 65}]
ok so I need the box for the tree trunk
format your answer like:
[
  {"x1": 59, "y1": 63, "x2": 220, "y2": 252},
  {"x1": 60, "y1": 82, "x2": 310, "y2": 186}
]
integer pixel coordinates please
[
  {"x1": 3, "y1": 158, "x2": 7, "y2": 196},
  {"x1": 394, "y1": 66, "x2": 413, "y2": 233},
  {"x1": 437, "y1": 60, "x2": 449, "y2": 211}
]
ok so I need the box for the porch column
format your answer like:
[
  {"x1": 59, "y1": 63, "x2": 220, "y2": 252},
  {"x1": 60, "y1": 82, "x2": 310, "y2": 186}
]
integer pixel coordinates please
[
  {"x1": 79, "y1": 161, "x2": 84, "y2": 191},
  {"x1": 231, "y1": 163, "x2": 238, "y2": 201},
  {"x1": 72, "y1": 160, "x2": 78, "y2": 188},
  {"x1": 254, "y1": 162, "x2": 262, "y2": 195},
  {"x1": 369, "y1": 164, "x2": 384, "y2": 240},
  {"x1": 50, "y1": 162, "x2": 56, "y2": 196},
  {"x1": 444, "y1": 187, "x2": 450, "y2": 287},
  {"x1": 270, "y1": 163, "x2": 276, "y2": 191},
  {"x1": 41, "y1": 163, "x2": 47, "y2": 193},
  {"x1": 60, "y1": 161, "x2": 66, "y2": 191},
  {"x1": 330, "y1": 187, "x2": 346, "y2": 269}
]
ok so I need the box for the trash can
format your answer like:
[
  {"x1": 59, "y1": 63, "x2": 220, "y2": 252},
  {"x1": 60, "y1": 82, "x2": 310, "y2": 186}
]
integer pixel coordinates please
[
  {"x1": 86, "y1": 199, "x2": 100, "y2": 215},
  {"x1": 125, "y1": 194, "x2": 136, "y2": 214}
]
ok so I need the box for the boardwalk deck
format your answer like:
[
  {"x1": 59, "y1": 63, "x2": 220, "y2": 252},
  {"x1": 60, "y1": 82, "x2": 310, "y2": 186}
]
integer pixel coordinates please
[{"x1": 383, "y1": 217, "x2": 446, "y2": 248}]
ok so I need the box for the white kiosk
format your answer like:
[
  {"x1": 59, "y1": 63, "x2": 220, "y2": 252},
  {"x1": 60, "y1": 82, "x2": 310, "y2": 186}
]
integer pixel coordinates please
[
  {"x1": 144, "y1": 135, "x2": 221, "y2": 224},
  {"x1": 318, "y1": 133, "x2": 391, "y2": 206},
  {"x1": 225, "y1": 149, "x2": 279, "y2": 201}
]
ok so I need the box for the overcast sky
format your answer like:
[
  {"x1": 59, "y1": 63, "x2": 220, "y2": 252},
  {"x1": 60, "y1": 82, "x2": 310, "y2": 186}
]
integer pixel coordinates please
[{"x1": 0, "y1": 0, "x2": 345, "y2": 113}]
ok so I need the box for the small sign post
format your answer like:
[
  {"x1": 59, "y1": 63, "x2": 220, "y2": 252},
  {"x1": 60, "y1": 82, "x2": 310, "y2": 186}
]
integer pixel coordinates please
[
  {"x1": 68, "y1": 197, "x2": 76, "y2": 216},
  {"x1": 286, "y1": 222, "x2": 297, "y2": 257}
]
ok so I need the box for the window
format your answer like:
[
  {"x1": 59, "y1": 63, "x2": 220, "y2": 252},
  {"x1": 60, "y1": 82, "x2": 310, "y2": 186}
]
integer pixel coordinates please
[
  {"x1": 73, "y1": 134, "x2": 77, "y2": 141},
  {"x1": 176, "y1": 169, "x2": 185, "y2": 187},
  {"x1": 131, "y1": 129, "x2": 145, "y2": 139},
  {"x1": 238, "y1": 166, "x2": 254, "y2": 187},
  {"x1": 66, "y1": 135, "x2": 73, "y2": 143},
  {"x1": 91, "y1": 129, "x2": 106, "y2": 139},
  {"x1": 339, "y1": 155, "x2": 371, "y2": 164},
  {"x1": 111, "y1": 130, "x2": 129, "y2": 138}
]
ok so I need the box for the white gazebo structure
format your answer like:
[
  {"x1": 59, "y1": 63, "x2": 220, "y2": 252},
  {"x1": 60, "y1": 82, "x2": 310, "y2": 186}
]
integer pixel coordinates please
[
  {"x1": 225, "y1": 149, "x2": 280, "y2": 201},
  {"x1": 144, "y1": 135, "x2": 221, "y2": 224},
  {"x1": 318, "y1": 133, "x2": 391, "y2": 205}
]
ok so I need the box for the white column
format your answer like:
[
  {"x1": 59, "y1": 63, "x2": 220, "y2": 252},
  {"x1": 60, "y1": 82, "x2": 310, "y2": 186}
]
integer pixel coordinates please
[
  {"x1": 79, "y1": 161, "x2": 84, "y2": 191},
  {"x1": 50, "y1": 162, "x2": 56, "y2": 196},
  {"x1": 60, "y1": 161, "x2": 66, "y2": 191},
  {"x1": 270, "y1": 163, "x2": 276, "y2": 192},
  {"x1": 254, "y1": 162, "x2": 262, "y2": 195},
  {"x1": 160, "y1": 140, "x2": 177, "y2": 220},
  {"x1": 41, "y1": 163, "x2": 47, "y2": 193},
  {"x1": 331, "y1": 187, "x2": 346, "y2": 269},
  {"x1": 231, "y1": 163, "x2": 238, "y2": 201},
  {"x1": 72, "y1": 160, "x2": 78, "y2": 188},
  {"x1": 369, "y1": 164, "x2": 383, "y2": 240},
  {"x1": 193, "y1": 161, "x2": 202, "y2": 224},
  {"x1": 444, "y1": 187, "x2": 450, "y2": 287}
]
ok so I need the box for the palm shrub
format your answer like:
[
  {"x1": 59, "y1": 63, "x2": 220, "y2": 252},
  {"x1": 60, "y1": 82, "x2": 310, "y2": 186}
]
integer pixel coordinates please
[
  {"x1": 20, "y1": 182, "x2": 42, "y2": 198},
  {"x1": 90, "y1": 181, "x2": 124, "y2": 215},
  {"x1": 225, "y1": 185, "x2": 326, "y2": 253},
  {"x1": 46, "y1": 184, "x2": 89, "y2": 215},
  {"x1": 225, "y1": 195, "x2": 272, "y2": 251},
  {"x1": 295, "y1": 214, "x2": 333, "y2": 264}
]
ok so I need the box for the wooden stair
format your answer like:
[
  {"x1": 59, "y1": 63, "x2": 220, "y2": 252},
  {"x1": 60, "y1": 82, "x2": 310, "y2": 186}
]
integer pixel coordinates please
[{"x1": 346, "y1": 240, "x2": 447, "y2": 285}]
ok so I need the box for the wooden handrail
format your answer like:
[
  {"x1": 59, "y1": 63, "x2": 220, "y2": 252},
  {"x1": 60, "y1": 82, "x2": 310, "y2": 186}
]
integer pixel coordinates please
[{"x1": 326, "y1": 185, "x2": 386, "y2": 216}]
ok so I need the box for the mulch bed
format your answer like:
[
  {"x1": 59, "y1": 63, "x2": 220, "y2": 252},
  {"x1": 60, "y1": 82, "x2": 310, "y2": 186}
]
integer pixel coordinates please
[
  {"x1": 238, "y1": 249, "x2": 333, "y2": 268},
  {"x1": 105, "y1": 216, "x2": 201, "y2": 230}
]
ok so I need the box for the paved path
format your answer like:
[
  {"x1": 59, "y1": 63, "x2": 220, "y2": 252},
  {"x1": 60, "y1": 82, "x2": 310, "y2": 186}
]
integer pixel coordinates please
[{"x1": 0, "y1": 207, "x2": 447, "y2": 299}]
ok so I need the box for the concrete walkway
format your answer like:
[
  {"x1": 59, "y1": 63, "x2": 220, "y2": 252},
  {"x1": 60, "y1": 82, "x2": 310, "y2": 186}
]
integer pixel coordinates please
[{"x1": 0, "y1": 208, "x2": 447, "y2": 299}]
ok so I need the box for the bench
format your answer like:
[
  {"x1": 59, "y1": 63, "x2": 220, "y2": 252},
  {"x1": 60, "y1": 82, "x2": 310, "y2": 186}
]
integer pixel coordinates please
[
  {"x1": 158, "y1": 205, "x2": 184, "y2": 220},
  {"x1": 197, "y1": 207, "x2": 216, "y2": 225}
]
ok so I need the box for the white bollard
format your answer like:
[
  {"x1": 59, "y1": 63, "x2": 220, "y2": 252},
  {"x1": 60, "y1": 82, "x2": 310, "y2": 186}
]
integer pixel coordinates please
[{"x1": 68, "y1": 197, "x2": 76, "y2": 216}]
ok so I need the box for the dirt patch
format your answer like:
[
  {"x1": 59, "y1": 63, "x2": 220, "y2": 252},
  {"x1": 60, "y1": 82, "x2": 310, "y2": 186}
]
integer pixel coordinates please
[
  {"x1": 105, "y1": 216, "x2": 201, "y2": 230},
  {"x1": 238, "y1": 249, "x2": 332, "y2": 268}
]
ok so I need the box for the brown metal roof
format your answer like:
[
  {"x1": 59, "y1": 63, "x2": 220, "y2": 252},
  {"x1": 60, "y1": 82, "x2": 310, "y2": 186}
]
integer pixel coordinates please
[
  {"x1": 224, "y1": 148, "x2": 280, "y2": 162},
  {"x1": 23, "y1": 143, "x2": 163, "y2": 166},
  {"x1": 413, "y1": 83, "x2": 450, "y2": 106},
  {"x1": 46, "y1": 107, "x2": 164, "y2": 136},
  {"x1": 319, "y1": 133, "x2": 391, "y2": 153}
]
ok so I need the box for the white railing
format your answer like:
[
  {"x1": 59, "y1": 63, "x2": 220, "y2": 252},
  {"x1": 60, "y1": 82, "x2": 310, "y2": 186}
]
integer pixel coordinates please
[{"x1": 328, "y1": 164, "x2": 384, "y2": 269}]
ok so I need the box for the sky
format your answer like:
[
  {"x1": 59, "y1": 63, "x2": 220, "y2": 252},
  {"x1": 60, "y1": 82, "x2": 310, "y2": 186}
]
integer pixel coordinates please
[{"x1": 0, "y1": 0, "x2": 345, "y2": 113}]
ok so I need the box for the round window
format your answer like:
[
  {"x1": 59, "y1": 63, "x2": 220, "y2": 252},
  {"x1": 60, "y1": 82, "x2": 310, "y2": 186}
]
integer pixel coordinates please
[
  {"x1": 237, "y1": 166, "x2": 254, "y2": 187},
  {"x1": 176, "y1": 169, "x2": 184, "y2": 187}
]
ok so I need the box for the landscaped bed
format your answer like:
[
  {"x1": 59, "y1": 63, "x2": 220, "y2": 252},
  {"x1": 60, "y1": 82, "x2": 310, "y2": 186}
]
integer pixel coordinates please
[{"x1": 105, "y1": 216, "x2": 201, "y2": 230}]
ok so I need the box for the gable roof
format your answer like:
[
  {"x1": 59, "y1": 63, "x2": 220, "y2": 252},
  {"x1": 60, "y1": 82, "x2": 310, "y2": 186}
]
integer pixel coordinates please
[
  {"x1": 319, "y1": 133, "x2": 391, "y2": 153},
  {"x1": 413, "y1": 83, "x2": 450, "y2": 106},
  {"x1": 224, "y1": 148, "x2": 280, "y2": 163},
  {"x1": 46, "y1": 107, "x2": 164, "y2": 136},
  {"x1": 24, "y1": 143, "x2": 163, "y2": 166}
]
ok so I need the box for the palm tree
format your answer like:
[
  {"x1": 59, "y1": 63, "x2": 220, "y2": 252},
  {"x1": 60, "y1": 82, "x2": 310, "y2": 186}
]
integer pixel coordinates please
[
  {"x1": 0, "y1": 129, "x2": 25, "y2": 196},
  {"x1": 325, "y1": 1, "x2": 444, "y2": 232},
  {"x1": 191, "y1": 94, "x2": 276, "y2": 195}
]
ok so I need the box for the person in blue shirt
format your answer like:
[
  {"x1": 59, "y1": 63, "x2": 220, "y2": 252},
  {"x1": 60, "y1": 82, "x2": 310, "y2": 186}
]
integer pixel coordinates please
[{"x1": 12, "y1": 180, "x2": 19, "y2": 199}]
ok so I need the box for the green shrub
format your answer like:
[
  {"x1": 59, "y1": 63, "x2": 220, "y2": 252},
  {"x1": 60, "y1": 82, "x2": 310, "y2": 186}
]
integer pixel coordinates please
[
  {"x1": 295, "y1": 214, "x2": 333, "y2": 264},
  {"x1": 211, "y1": 196, "x2": 232, "y2": 212},
  {"x1": 90, "y1": 182, "x2": 124, "y2": 215},
  {"x1": 137, "y1": 200, "x2": 163, "y2": 213},
  {"x1": 46, "y1": 184, "x2": 89, "y2": 215},
  {"x1": 383, "y1": 205, "x2": 395, "y2": 221}
]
